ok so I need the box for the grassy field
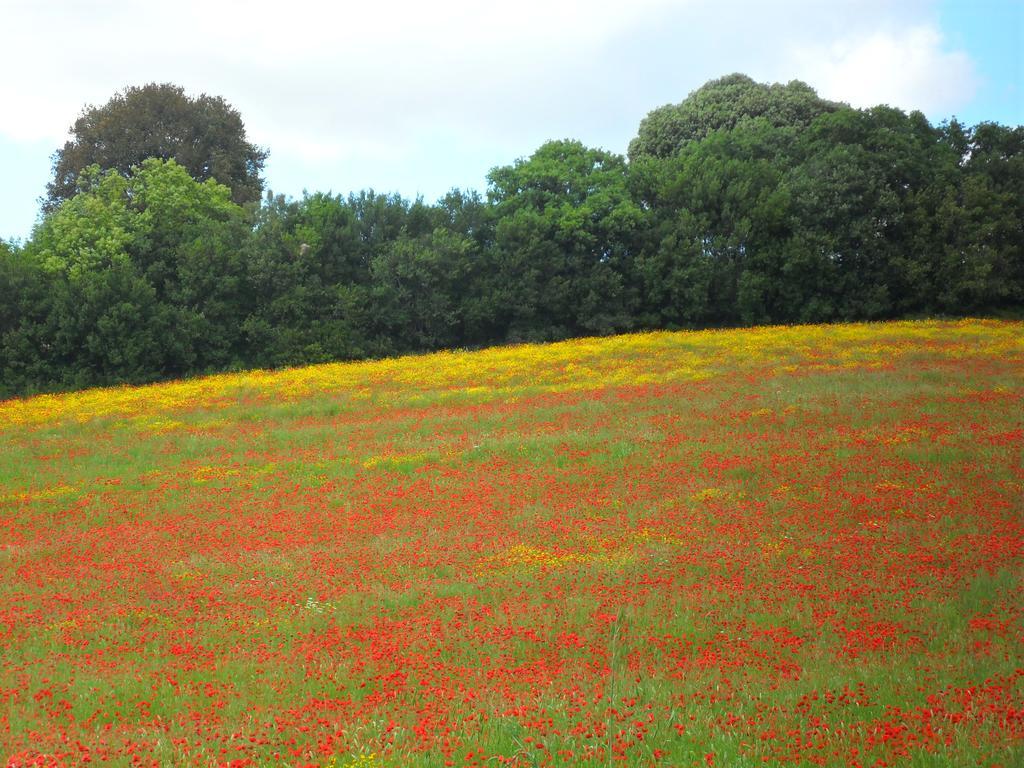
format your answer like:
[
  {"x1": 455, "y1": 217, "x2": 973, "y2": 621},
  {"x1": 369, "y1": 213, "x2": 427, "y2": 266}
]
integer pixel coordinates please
[{"x1": 1, "y1": 319, "x2": 1022, "y2": 767}]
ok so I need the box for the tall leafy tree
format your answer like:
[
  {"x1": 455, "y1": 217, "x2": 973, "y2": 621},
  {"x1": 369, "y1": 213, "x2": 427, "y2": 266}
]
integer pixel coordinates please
[
  {"x1": 933, "y1": 122, "x2": 1024, "y2": 311},
  {"x1": 46, "y1": 83, "x2": 267, "y2": 210},
  {"x1": 785, "y1": 106, "x2": 945, "y2": 320},
  {"x1": 371, "y1": 229, "x2": 476, "y2": 351},
  {"x1": 22, "y1": 169, "x2": 168, "y2": 387},
  {"x1": 631, "y1": 118, "x2": 794, "y2": 327},
  {"x1": 242, "y1": 192, "x2": 375, "y2": 367},
  {"x1": 126, "y1": 159, "x2": 252, "y2": 371},
  {"x1": 0, "y1": 241, "x2": 57, "y2": 396},
  {"x1": 629, "y1": 73, "x2": 839, "y2": 161},
  {"x1": 485, "y1": 140, "x2": 642, "y2": 341},
  {"x1": 20, "y1": 160, "x2": 250, "y2": 389}
]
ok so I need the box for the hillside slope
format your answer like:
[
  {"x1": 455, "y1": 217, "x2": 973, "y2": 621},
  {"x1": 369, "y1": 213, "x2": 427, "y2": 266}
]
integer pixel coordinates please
[{"x1": 2, "y1": 320, "x2": 1022, "y2": 766}]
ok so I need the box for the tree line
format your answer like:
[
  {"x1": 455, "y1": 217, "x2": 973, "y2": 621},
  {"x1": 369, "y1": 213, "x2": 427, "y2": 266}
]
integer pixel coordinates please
[{"x1": 1, "y1": 75, "x2": 1021, "y2": 398}]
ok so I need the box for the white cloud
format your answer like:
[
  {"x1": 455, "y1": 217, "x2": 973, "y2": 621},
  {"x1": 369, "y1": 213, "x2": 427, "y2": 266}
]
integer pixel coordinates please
[
  {"x1": 0, "y1": 0, "x2": 678, "y2": 145},
  {"x1": 788, "y1": 24, "x2": 978, "y2": 114},
  {"x1": 0, "y1": 2, "x2": 979, "y2": 152},
  {"x1": 0, "y1": 0, "x2": 992, "y2": 235}
]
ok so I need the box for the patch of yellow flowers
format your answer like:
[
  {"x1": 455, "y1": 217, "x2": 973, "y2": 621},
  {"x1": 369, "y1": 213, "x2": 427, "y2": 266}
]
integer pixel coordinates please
[
  {"x1": 2, "y1": 319, "x2": 1019, "y2": 430},
  {"x1": 0, "y1": 484, "x2": 77, "y2": 503},
  {"x1": 482, "y1": 543, "x2": 635, "y2": 572},
  {"x1": 322, "y1": 753, "x2": 379, "y2": 768}
]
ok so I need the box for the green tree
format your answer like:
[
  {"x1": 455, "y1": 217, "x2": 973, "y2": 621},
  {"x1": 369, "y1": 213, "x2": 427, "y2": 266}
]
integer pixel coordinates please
[
  {"x1": 21, "y1": 160, "x2": 250, "y2": 388},
  {"x1": 242, "y1": 192, "x2": 374, "y2": 367},
  {"x1": 784, "y1": 106, "x2": 946, "y2": 320},
  {"x1": 437, "y1": 189, "x2": 494, "y2": 246},
  {"x1": 126, "y1": 159, "x2": 252, "y2": 371},
  {"x1": 0, "y1": 241, "x2": 58, "y2": 396},
  {"x1": 485, "y1": 140, "x2": 642, "y2": 341},
  {"x1": 631, "y1": 119, "x2": 793, "y2": 326},
  {"x1": 371, "y1": 229, "x2": 475, "y2": 351},
  {"x1": 629, "y1": 73, "x2": 839, "y2": 161},
  {"x1": 20, "y1": 172, "x2": 169, "y2": 388},
  {"x1": 46, "y1": 83, "x2": 266, "y2": 210},
  {"x1": 932, "y1": 122, "x2": 1024, "y2": 311}
]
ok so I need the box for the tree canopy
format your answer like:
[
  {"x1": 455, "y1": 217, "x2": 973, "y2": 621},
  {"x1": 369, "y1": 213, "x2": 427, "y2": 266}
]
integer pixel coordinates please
[
  {"x1": 628, "y1": 73, "x2": 840, "y2": 161},
  {"x1": 45, "y1": 83, "x2": 267, "y2": 210}
]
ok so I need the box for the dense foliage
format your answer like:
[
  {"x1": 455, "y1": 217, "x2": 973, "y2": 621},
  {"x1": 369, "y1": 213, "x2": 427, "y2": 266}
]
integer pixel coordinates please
[{"x1": 2, "y1": 75, "x2": 1022, "y2": 397}]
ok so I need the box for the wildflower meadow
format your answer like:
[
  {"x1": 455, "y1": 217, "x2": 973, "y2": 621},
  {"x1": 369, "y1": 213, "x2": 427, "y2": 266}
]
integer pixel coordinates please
[{"x1": 1, "y1": 320, "x2": 1021, "y2": 766}]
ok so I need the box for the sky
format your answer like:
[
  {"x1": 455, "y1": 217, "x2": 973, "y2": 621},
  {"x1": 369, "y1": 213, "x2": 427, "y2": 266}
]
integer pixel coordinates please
[{"x1": 1, "y1": 0, "x2": 1021, "y2": 242}]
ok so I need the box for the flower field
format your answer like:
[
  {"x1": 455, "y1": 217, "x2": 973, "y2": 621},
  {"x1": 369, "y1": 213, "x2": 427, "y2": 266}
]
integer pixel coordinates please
[{"x1": 1, "y1": 319, "x2": 1022, "y2": 767}]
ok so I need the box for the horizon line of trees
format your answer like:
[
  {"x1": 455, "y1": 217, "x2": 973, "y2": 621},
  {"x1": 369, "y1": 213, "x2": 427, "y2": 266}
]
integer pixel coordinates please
[{"x1": 1, "y1": 75, "x2": 1022, "y2": 399}]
